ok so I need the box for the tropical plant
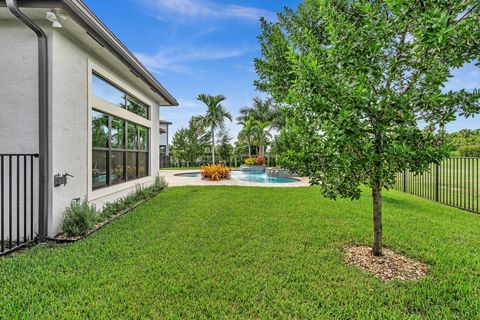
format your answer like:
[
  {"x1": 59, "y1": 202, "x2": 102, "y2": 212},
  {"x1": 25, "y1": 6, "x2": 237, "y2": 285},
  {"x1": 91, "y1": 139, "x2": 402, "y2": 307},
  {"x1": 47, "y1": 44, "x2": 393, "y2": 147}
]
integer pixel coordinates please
[
  {"x1": 195, "y1": 94, "x2": 232, "y2": 164},
  {"x1": 256, "y1": 156, "x2": 265, "y2": 166},
  {"x1": 200, "y1": 164, "x2": 232, "y2": 181},
  {"x1": 237, "y1": 118, "x2": 256, "y2": 157},
  {"x1": 255, "y1": 0, "x2": 480, "y2": 255},
  {"x1": 237, "y1": 97, "x2": 280, "y2": 126},
  {"x1": 244, "y1": 157, "x2": 258, "y2": 166},
  {"x1": 252, "y1": 120, "x2": 272, "y2": 158},
  {"x1": 171, "y1": 117, "x2": 210, "y2": 165}
]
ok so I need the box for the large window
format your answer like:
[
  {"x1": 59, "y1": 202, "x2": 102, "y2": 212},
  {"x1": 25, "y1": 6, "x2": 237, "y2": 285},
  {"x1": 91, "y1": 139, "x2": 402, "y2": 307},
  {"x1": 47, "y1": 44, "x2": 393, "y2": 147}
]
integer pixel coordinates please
[
  {"x1": 92, "y1": 110, "x2": 149, "y2": 190},
  {"x1": 92, "y1": 73, "x2": 150, "y2": 119}
]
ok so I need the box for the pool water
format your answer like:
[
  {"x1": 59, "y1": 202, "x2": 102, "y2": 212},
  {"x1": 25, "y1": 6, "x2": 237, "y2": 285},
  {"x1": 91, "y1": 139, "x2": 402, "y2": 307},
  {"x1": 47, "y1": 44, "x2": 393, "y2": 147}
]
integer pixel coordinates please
[{"x1": 174, "y1": 171, "x2": 299, "y2": 184}]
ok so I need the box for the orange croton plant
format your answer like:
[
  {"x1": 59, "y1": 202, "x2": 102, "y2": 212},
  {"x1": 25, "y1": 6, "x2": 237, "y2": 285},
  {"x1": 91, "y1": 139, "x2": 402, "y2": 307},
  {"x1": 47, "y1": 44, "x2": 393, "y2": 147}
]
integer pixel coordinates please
[{"x1": 200, "y1": 164, "x2": 232, "y2": 181}]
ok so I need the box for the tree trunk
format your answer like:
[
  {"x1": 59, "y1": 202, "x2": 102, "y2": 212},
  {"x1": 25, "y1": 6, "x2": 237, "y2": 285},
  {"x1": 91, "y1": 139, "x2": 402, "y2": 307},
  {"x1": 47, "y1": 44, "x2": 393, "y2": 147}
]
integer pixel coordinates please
[
  {"x1": 248, "y1": 141, "x2": 251, "y2": 157},
  {"x1": 372, "y1": 176, "x2": 383, "y2": 256},
  {"x1": 211, "y1": 128, "x2": 215, "y2": 164}
]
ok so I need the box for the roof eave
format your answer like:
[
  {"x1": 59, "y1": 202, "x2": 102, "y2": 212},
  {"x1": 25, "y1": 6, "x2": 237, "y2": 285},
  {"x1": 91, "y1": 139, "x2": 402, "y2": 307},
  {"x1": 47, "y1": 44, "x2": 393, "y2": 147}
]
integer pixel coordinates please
[
  {"x1": 61, "y1": 0, "x2": 178, "y2": 106},
  {"x1": 1, "y1": 0, "x2": 178, "y2": 106}
]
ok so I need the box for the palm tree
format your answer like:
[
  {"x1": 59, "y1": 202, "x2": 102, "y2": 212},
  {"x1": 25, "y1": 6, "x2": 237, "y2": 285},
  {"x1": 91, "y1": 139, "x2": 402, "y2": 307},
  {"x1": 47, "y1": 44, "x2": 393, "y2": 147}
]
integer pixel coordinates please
[
  {"x1": 236, "y1": 97, "x2": 285, "y2": 129},
  {"x1": 253, "y1": 120, "x2": 272, "y2": 158},
  {"x1": 238, "y1": 118, "x2": 255, "y2": 157},
  {"x1": 195, "y1": 94, "x2": 232, "y2": 164}
]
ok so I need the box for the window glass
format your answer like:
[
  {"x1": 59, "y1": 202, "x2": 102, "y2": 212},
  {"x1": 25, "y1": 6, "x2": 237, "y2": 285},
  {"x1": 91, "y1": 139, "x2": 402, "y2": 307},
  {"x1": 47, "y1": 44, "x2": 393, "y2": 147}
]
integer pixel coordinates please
[
  {"x1": 110, "y1": 151, "x2": 125, "y2": 184},
  {"x1": 138, "y1": 153, "x2": 148, "y2": 178},
  {"x1": 127, "y1": 96, "x2": 149, "y2": 119},
  {"x1": 92, "y1": 74, "x2": 126, "y2": 108},
  {"x1": 127, "y1": 152, "x2": 137, "y2": 180},
  {"x1": 111, "y1": 117, "x2": 125, "y2": 149},
  {"x1": 138, "y1": 126, "x2": 148, "y2": 151},
  {"x1": 92, "y1": 111, "x2": 109, "y2": 148},
  {"x1": 92, "y1": 110, "x2": 150, "y2": 190},
  {"x1": 92, "y1": 151, "x2": 108, "y2": 189},
  {"x1": 128, "y1": 123, "x2": 137, "y2": 150}
]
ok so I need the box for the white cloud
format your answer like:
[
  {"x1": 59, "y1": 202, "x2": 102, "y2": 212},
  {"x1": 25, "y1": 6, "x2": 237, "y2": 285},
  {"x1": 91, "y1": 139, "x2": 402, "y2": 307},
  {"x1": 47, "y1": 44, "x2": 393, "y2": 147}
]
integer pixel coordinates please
[
  {"x1": 135, "y1": 46, "x2": 251, "y2": 74},
  {"x1": 145, "y1": 0, "x2": 275, "y2": 21}
]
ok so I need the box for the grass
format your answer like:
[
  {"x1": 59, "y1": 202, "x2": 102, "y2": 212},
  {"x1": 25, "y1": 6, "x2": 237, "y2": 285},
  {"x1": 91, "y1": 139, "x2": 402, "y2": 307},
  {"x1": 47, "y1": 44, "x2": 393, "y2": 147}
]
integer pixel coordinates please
[{"x1": 1, "y1": 186, "x2": 479, "y2": 319}]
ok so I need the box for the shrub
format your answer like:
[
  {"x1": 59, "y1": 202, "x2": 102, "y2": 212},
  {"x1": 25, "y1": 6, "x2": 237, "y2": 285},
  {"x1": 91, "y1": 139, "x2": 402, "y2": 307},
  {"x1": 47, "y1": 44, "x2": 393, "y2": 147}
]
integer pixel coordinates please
[
  {"x1": 101, "y1": 175, "x2": 168, "y2": 218},
  {"x1": 62, "y1": 199, "x2": 98, "y2": 236},
  {"x1": 152, "y1": 175, "x2": 168, "y2": 192},
  {"x1": 256, "y1": 156, "x2": 265, "y2": 165},
  {"x1": 201, "y1": 164, "x2": 231, "y2": 181},
  {"x1": 244, "y1": 157, "x2": 258, "y2": 165},
  {"x1": 458, "y1": 145, "x2": 480, "y2": 157}
]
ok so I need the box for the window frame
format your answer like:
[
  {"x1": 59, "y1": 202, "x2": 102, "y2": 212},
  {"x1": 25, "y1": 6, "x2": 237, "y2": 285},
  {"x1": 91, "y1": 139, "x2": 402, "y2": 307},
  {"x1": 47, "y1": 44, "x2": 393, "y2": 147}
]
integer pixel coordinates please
[
  {"x1": 92, "y1": 72, "x2": 151, "y2": 120},
  {"x1": 88, "y1": 61, "x2": 154, "y2": 199},
  {"x1": 92, "y1": 110, "x2": 150, "y2": 191}
]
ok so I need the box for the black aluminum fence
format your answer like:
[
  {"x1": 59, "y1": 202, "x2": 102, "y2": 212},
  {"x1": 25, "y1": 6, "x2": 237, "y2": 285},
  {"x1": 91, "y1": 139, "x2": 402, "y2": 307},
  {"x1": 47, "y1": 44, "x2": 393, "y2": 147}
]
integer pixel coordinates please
[
  {"x1": 0, "y1": 154, "x2": 39, "y2": 256},
  {"x1": 393, "y1": 157, "x2": 479, "y2": 214}
]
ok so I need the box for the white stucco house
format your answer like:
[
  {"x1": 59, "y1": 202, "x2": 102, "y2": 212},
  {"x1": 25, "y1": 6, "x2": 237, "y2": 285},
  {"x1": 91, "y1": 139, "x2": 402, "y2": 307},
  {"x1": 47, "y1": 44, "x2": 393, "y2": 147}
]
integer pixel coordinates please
[{"x1": 0, "y1": 0, "x2": 178, "y2": 248}]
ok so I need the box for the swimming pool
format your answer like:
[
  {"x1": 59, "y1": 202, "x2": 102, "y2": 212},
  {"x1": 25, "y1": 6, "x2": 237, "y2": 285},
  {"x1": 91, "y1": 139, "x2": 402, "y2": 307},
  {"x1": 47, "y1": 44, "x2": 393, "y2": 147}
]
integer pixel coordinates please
[{"x1": 174, "y1": 171, "x2": 300, "y2": 184}]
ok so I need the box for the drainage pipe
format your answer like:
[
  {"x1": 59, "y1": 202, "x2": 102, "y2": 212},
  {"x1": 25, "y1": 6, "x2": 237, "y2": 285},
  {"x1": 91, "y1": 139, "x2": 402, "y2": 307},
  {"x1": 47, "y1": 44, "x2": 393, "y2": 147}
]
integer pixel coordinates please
[{"x1": 6, "y1": 0, "x2": 49, "y2": 241}]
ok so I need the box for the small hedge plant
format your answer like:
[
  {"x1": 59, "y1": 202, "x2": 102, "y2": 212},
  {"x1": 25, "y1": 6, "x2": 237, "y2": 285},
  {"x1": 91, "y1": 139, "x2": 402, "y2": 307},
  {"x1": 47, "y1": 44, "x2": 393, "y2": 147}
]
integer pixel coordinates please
[
  {"x1": 62, "y1": 176, "x2": 168, "y2": 237},
  {"x1": 458, "y1": 145, "x2": 480, "y2": 157},
  {"x1": 62, "y1": 199, "x2": 98, "y2": 237},
  {"x1": 102, "y1": 175, "x2": 168, "y2": 218},
  {"x1": 201, "y1": 164, "x2": 231, "y2": 181}
]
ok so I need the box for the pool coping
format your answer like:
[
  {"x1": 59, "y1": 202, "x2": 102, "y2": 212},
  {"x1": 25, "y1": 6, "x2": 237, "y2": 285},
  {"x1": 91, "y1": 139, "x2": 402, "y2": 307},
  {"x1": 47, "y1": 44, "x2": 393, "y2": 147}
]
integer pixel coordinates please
[{"x1": 161, "y1": 169, "x2": 310, "y2": 188}]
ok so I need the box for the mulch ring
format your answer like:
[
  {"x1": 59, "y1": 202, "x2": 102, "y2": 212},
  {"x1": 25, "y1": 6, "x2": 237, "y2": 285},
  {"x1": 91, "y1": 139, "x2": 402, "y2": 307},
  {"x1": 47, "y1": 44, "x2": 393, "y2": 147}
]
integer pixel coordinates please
[{"x1": 345, "y1": 245, "x2": 428, "y2": 281}]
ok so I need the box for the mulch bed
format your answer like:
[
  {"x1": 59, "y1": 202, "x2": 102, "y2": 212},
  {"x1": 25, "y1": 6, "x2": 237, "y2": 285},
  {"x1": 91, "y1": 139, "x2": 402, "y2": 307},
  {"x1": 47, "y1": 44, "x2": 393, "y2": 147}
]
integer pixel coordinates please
[{"x1": 345, "y1": 245, "x2": 428, "y2": 281}]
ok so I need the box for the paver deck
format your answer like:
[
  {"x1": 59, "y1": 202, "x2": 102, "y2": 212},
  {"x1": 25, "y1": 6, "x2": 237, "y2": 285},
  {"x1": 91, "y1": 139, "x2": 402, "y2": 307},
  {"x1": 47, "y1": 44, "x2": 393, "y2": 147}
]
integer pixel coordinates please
[{"x1": 159, "y1": 169, "x2": 310, "y2": 187}]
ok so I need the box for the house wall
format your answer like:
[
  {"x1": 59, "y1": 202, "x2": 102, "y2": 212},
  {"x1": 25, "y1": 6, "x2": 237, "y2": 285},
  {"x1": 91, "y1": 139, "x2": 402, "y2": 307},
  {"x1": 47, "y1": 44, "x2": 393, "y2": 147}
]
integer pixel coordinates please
[
  {"x1": 50, "y1": 28, "x2": 161, "y2": 236},
  {"x1": 0, "y1": 20, "x2": 40, "y2": 154},
  {"x1": 1, "y1": 13, "x2": 166, "y2": 238},
  {"x1": 0, "y1": 20, "x2": 43, "y2": 241}
]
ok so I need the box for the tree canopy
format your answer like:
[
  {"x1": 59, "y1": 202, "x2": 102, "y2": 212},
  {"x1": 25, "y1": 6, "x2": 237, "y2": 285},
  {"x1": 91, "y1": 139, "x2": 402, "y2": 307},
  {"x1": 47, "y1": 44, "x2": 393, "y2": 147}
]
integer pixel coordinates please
[
  {"x1": 255, "y1": 0, "x2": 480, "y2": 255},
  {"x1": 171, "y1": 117, "x2": 210, "y2": 165}
]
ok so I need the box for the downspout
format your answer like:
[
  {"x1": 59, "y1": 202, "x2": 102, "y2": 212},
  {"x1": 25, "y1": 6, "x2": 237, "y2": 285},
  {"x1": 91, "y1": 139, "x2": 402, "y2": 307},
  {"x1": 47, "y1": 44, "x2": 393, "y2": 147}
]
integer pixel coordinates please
[{"x1": 6, "y1": 0, "x2": 49, "y2": 241}]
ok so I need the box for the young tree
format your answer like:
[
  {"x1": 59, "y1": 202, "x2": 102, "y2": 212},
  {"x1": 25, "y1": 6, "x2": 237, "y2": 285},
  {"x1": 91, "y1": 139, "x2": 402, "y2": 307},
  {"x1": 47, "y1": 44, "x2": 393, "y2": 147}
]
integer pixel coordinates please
[
  {"x1": 195, "y1": 94, "x2": 232, "y2": 164},
  {"x1": 255, "y1": 0, "x2": 480, "y2": 255},
  {"x1": 216, "y1": 129, "x2": 234, "y2": 163},
  {"x1": 171, "y1": 118, "x2": 210, "y2": 165}
]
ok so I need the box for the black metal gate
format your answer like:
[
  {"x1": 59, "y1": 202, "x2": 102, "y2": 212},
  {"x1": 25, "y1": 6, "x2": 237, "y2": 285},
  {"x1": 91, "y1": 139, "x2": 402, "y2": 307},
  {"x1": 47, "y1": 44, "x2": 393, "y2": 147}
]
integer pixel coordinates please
[{"x1": 0, "y1": 154, "x2": 39, "y2": 256}]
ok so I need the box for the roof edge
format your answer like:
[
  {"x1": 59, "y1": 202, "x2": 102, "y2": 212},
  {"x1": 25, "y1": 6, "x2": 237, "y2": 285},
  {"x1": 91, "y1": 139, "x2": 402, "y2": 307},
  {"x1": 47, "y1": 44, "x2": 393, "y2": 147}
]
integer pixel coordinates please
[
  {"x1": 62, "y1": 0, "x2": 178, "y2": 106},
  {"x1": 1, "y1": 0, "x2": 178, "y2": 106}
]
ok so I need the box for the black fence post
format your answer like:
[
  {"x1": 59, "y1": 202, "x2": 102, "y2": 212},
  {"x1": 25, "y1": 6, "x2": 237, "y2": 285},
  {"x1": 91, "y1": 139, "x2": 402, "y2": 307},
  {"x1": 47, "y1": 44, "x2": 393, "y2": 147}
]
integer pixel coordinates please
[
  {"x1": 403, "y1": 170, "x2": 407, "y2": 193},
  {"x1": 435, "y1": 163, "x2": 439, "y2": 202}
]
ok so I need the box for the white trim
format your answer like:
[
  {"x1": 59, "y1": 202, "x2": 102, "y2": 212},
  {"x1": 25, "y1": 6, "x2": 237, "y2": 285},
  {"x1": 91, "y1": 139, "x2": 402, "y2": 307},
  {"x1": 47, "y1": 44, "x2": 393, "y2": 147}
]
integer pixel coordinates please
[
  {"x1": 87, "y1": 59, "x2": 154, "y2": 201},
  {"x1": 92, "y1": 97, "x2": 151, "y2": 127}
]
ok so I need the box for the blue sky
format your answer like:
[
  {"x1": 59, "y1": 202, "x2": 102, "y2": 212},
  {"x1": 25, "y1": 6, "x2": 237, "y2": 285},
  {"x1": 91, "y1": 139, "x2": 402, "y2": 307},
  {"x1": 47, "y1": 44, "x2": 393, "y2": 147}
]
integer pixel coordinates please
[{"x1": 84, "y1": 0, "x2": 479, "y2": 142}]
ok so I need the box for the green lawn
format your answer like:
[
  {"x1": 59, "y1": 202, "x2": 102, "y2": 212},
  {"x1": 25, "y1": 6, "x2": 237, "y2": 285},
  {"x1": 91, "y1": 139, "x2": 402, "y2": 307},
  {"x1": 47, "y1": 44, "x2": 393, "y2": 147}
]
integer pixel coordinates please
[{"x1": 1, "y1": 186, "x2": 479, "y2": 319}]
